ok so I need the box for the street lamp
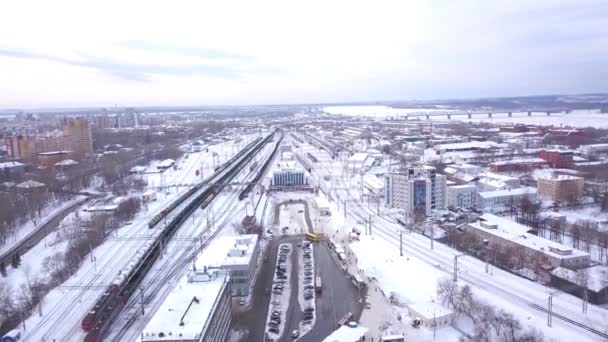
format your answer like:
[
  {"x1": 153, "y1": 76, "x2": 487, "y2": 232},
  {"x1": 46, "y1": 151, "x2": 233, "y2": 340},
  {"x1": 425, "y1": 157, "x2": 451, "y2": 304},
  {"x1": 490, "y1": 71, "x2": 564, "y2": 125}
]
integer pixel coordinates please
[{"x1": 453, "y1": 254, "x2": 463, "y2": 282}]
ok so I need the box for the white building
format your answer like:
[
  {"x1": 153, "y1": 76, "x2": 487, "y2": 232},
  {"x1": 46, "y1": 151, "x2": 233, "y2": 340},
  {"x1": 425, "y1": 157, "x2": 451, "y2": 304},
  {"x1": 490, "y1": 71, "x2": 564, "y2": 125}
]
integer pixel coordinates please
[
  {"x1": 476, "y1": 172, "x2": 521, "y2": 192},
  {"x1": 408, "y1": 301, "x2": 455, "y2": 328},
  {"x1": 140, "y1": 268, "x2": 231, "y2": 342},
  {"x1": 407, "y1": 165, "x2": 445, "y2": 209},
  {"x1": 347, "y1": 153, "x2": 369, "y2": 173},
  {"x1": 313, "y1": 196, "x2": 331, "y2": 216},
  {"x1": 578, "y1": 143, "x2": 608, "y2": 156},
  {"x1": 447, "y1": 184, "x2": 477, "y2": 208},
  {"x1": 194, "y1": 235, "x2": 261, "y2": 297},
  {"x1": 477, "y1": 187, "x2": 538, "y2": 210},
  {"x1": 465, "y1": 214, "x2": 590, "y2": 268},
  {"x1": 385, "y1": 173, "x2": 408, "y2": 209},
  {"x1": 157, "y1": 158, "x2": 175, "y2": 170},
  {"x1": 322, "y1": 322, "x2": 369, "y2": 342},
  {"x1": 444, "y1": 163, "x2": 481, "y2": 177},
  {"x1": 272, "y1": 160, "x2": 308, "y2": 189}
]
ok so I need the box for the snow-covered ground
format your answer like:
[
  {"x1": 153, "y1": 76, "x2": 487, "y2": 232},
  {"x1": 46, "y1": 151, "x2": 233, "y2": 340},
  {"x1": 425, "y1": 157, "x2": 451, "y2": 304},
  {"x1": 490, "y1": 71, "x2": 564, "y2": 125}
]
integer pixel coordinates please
[
  {"x1": 0, "y1": 196, "x2": 86, "y2": 257},
  {"x1": 293, "y1": 133, "x2": 608, "y2": 342},
  {"x1": 12, "y1": 134, "x2": 268, "y2": 341},
  {"x1": 323, "y1": 105, "x2": 608, "y2": 128}
]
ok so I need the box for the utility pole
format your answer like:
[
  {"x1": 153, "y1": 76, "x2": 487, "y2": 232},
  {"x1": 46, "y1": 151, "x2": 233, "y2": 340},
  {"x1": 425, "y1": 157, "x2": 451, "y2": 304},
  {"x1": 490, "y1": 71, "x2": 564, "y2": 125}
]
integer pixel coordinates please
[
  {"x1": 453, "y1": 255, "x2": 461, "y2": 282},
  {"x1": 547, "y1": 293, "x2": 553, "y2": 327},
  {"x1": 140, "y1": 287, "x2": 145, "y2": 316},
  {"x1": 583, "y1": 289, "x2": 588, "y2": 313},
  {"x1": 400, "y1": 231, "x2": 403, "y2": 256},
  {"x1": 430, "y1": 222, "x2": 434, "y2": 250},
  {"x1": 369, "y1": 216, "x2": 372, "y2": 235}
]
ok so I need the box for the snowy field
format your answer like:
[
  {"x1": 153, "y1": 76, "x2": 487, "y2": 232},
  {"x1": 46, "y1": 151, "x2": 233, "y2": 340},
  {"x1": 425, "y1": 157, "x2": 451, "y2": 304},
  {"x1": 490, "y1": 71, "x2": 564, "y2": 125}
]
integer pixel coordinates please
[{"x1": 323, "y1": 105, "x2": 608, "y2": 128}]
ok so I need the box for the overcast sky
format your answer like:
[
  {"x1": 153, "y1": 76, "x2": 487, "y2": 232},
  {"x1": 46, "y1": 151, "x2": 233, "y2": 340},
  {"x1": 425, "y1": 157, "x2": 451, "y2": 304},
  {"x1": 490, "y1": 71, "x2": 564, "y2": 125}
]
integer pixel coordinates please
[{"x1": 1, "y1": 0, "x2": 607, "y2": 108}]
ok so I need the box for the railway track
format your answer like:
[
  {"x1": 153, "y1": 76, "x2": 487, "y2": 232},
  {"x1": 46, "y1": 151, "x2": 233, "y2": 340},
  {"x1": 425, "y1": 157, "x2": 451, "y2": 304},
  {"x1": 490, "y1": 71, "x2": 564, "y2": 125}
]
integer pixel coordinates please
[
  {"x1": 107, "y1": 135, "x2": 279, "y2": 341},
  {"x1": 344, "y1": 192, "x2": 608, "y2": 340},
  {"x1": 299, "y1": 140, "x2": 608, "y2": 340}
]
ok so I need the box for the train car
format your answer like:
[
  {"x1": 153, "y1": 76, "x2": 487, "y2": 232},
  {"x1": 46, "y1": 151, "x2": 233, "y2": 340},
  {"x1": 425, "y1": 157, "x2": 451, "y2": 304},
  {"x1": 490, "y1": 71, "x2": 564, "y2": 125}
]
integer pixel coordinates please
[{"x1": 80, "y1": 132, "x2": 275, "y2": 339}]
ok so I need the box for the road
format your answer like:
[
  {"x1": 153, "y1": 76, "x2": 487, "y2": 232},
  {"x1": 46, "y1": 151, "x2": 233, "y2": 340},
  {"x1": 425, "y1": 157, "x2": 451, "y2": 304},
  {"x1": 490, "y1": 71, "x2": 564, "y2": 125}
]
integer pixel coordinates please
[
  {"x1": 238, "y1": 200, "x2": 362, "y2": 342},
  {"x1": 0, "y1": 195, "x2": 90, "y2": 267}
]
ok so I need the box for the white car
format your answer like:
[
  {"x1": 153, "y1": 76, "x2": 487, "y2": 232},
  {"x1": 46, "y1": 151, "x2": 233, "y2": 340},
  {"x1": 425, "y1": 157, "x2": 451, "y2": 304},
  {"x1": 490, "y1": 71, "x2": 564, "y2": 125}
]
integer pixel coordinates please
[{"x1": 291, "y1": 330, "x2": 299, "y2": 338}]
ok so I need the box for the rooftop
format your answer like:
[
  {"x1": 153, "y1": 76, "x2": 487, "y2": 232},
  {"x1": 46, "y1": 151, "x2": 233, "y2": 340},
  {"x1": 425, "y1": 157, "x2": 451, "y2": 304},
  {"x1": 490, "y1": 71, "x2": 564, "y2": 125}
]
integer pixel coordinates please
[
  {"x1": 434, "y1": 141, "x2": 501, "y2": 151},
  {"x1": 408, "y1": 301, "x2": 454, "y2": 320},
  {"x1": 348, "y1": 152, "x2": 369, "y2": 163},
  {"x1": 55, "y1": 159, "x2": 78, "y2": 166},
  {"x1": 478, "y1": 187, "x2": 537, "y2": 199},
  {"x1": 322, "y1": 323, "x2": 369, "y2": 342},
  {"x1": 0, "y1": 161, "x2": 24, "y2": 168},
  {"x1": 141, "y1": 269, "x2": 228, "y2": 341},
  {"x1": 37, "y1": 150, "x2": 72, "y2": 156},
  {"x1": 538, "y1": 174, "x2": 584, "y2": 181},
  {"x1": 194, "y1": 234, "x2": 259, "y2": 269},
  {"x1": 468, "y1": 214, "x2": 589, "y2": 260},
  {"x1": 490, "y1": 157, "x2": 547, "y2": 166}
]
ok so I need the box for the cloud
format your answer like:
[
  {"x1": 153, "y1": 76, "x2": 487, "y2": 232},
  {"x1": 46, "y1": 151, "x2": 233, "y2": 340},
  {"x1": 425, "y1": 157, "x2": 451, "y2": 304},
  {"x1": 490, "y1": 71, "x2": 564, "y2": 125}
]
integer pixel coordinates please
[
  {"x1": 119, "y1": 40, "x2": 256, "y2": 62},
  {"x1": 0, "y1": 47, "x2": 250, "y2": 81}
]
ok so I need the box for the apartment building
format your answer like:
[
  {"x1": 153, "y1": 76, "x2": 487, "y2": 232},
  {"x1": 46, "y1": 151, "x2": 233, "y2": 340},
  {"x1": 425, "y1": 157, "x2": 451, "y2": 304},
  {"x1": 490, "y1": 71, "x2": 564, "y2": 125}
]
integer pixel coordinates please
[{"x1": 537, "y1": 175, "x2": 584, "y2": 202}]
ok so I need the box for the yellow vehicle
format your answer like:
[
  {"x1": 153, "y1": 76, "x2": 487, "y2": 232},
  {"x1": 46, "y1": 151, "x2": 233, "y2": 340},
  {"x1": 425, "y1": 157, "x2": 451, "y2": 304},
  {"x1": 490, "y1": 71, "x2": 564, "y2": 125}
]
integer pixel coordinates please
[{"x1": 305, "y1": 232, "x2": 320, "y2": 242}]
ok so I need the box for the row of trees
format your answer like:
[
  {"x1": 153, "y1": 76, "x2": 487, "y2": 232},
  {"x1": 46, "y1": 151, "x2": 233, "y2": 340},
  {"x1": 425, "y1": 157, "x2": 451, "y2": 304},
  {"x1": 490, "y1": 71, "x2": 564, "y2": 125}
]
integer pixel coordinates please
[
  {"x1": 0, "y1": 196, "x2": 142, "y2": 334},
  {"x1": 0, "y1": 190, "x2": 53, "y2": 250},
  {"x1": 437, "y1": 279, "x2": 545, "y2": 342}
]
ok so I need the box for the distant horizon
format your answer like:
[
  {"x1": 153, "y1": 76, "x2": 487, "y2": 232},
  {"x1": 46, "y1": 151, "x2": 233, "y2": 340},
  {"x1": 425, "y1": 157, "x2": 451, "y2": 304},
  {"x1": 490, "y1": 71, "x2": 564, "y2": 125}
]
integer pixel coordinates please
[{"x1": 1, "y1": 92, "x2": 607, "y2": 113}]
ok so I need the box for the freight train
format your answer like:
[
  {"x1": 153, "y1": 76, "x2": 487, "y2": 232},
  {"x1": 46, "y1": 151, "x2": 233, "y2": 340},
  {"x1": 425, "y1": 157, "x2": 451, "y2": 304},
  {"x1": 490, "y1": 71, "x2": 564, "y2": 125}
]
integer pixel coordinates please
[
  {"x1": 81, "y1": 133, "x2": 273, "y2": 342},
  {"x1": 239, "y1": 132, "x2": 283, "y2": 201}
]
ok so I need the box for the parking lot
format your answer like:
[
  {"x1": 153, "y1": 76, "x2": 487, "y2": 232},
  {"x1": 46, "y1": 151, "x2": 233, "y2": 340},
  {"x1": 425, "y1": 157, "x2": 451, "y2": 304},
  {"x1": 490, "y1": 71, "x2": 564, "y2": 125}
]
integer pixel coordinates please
[{"x1": 231, "y1": 200, "x2": 363, "y2": 342}]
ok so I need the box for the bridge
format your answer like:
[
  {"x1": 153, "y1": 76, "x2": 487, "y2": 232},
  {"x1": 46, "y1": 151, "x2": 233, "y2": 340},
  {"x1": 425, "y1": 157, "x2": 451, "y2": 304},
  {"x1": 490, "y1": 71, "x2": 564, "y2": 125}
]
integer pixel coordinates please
[{"x1": 390, "y1": 109, "x2": 567, "y2": 120}]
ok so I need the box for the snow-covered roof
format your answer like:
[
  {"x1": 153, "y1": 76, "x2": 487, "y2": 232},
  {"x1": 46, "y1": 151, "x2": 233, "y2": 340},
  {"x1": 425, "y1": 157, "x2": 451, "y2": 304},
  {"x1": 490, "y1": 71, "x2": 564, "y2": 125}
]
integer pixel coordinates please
[
  {"x1": 348, "y1": 152, "x2": 368, "y2": 163},
  {"x1": 130, "y1": 165, "x2": 147, "y2": 173},
  {"x1": 16, "y1": 180, "x2": 46, "y2": 189},
  {"x1": 141, "y1": 269, "x2": 228, "y2": 341},
  {"x1": 314, "y1": 195, "x2": 330, "y2": 208},
  {"x1": 194, "y1": 235, "x2": 259, "y2": 269},
  {"x1": 490, "y1": 158, "x2": 547, "y2": 166},
  {"x1": 449, "y1": 184, "x2": 477, "y2": 190},
  {"x1": 408, "y1": 301, "x2": 454, "y2": 320},
  {"x1": 37, "y1": 150, "x2": 71, "y2": 156},
  {"x1": 551, "y1": 265, "x2": 608, "y2": 293},
  {"x1": 468, "y1": 214, "x2": 589, "y2": 261},
  {"x1": 479, "y1": 171, "x2": 519, "y2": 182},
  {"x1": 157, "y1": 159, "x2": 175, "y2": 168},
  {"x1": 478, "y1": 187, "x2": 537, "y2": 199},
  {"x1": 434, "y1": 141, "x2": 500, "y2": 151},
  {"x1": 276, "y1": 160, "x2": 300, "y2": 171},
  {"x1": 0, "y1": 161, "x2": 24, "y2": 168},
  {"x1": 538, "y1": 174, "x2": 583, "y2": 181},
  {"x1": 322, "y1": 324, "x2": 369, "y2": 342},
  {"x1": 55, "y1": 159, "x2": 78, "y2": 166}
]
